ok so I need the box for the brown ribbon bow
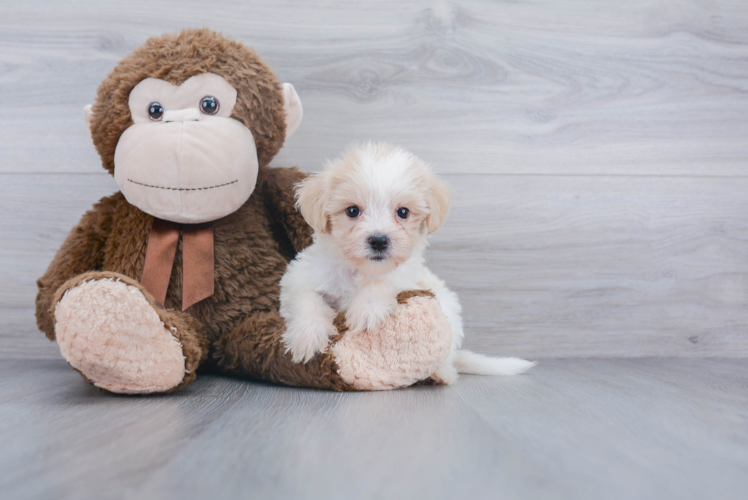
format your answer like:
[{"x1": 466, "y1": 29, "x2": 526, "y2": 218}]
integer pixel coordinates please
[{"x1": 141, "y1": 218, "x2": 215, "y2": 311}]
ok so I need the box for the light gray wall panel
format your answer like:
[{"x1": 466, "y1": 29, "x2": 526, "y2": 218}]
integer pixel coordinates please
[
  {"x1": 1, "y1": 0, "x2": 748, "y2": 176},
  {"x1": 2, "y1": 173, "x2": 746, "y2": 358},
  {"x1": 1, "y1": 0, "x2": 747, "y2": 358}
]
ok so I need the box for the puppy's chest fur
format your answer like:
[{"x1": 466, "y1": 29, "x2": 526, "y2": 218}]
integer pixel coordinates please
[{"x1": 315, "y1": 257, "x2": 428, "y2": 313}]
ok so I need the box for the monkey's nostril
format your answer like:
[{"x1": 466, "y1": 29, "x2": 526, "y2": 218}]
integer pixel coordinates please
[{"x1": 368, "y1": 234, "x2": 389, "y2": 252}]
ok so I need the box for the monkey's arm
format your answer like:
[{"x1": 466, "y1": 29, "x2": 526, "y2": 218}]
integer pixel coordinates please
[
  {"x1": 35, "y1": 195, "x2": 117, "y2": 340},
  {"x1": 260, "y1": 166, "x2": 314, "y2": 254}
]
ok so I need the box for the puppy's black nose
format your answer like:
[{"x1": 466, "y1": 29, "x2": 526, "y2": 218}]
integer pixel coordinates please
[{"x1": 368, "y1": 234, "x2": 389, "y2": 252}]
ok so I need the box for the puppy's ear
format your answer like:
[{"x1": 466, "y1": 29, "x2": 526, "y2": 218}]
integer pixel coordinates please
[
  {"x1": 295, "y1": 173, "x2": 330, "y2": 233},
  {"x1": 426, "y1": 175, "x2": 451, "y2": 234}
]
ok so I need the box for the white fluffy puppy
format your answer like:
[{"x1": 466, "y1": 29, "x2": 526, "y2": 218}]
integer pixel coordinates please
[{"x1": 280, "y1": 142, "x2": 534, "y2": 383}]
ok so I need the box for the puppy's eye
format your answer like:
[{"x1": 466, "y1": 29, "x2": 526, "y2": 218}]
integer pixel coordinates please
[
  {"x1": 396, "y1": 207, "x2": 409, "y2": 219},
  {"x1": 200, "y1": 96, "x2": 220, "y2": 115},
  {"x1": 148, "y1": 102, "x2": 164, "y2": 121},
  {"x1": 346, "y1": 206, "x2": 361, "y2": 218}
]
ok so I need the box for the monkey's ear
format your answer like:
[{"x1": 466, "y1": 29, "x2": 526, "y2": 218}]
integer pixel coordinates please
[
  {"x1": 295, "y1": 172, "x2": 330, "y2": 234},
  {"x1": 83, "y1": 104, "x2": 93, "y2": 136},
  {"x1": 282, "y1": 83, "x2": 303, "y2": 139},
  {"x1": 426, "y1": 175, "x2": 451, "y2": 234}
]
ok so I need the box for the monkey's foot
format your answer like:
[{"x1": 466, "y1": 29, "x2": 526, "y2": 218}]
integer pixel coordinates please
[
  {"x1": 332, "y1": 291, "x2": 452, "y2": 390},
  {"x1": 54, "y1": 278, "x2": 186, "y2": 394}
]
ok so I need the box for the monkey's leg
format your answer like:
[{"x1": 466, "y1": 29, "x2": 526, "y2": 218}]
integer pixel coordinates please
[
  {"x1": 213, "y1": 291, "x2": 452, "y2": 391},
  {"x1": 52, "y1": 271, "x2": 207, "y2": 394},
  {"x1": 213, "y1": 310, "x2": 353, "y2": 391}
]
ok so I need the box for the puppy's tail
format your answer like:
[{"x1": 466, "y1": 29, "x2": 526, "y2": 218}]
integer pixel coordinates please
[{"x1": 454, "y1": 350, "x2": 536, "y2": 376}]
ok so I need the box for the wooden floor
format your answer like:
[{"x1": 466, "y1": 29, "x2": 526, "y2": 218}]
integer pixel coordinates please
[{"x1": 0, "y1": 358, "x2": 746, "y2": 500}]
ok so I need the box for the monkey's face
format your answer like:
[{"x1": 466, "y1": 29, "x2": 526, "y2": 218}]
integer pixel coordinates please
[{"x1": 113, "y1": 73, "x2": 258, "y2": 224}]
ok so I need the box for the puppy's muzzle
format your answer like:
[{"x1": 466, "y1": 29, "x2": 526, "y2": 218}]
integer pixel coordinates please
[{"x1": 368, "y1": 233, "x2": 389, "y2": 260}]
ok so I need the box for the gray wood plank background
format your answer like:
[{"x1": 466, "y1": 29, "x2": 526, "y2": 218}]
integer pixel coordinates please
[{"x1": 1, "y1": 0, "x2": 747, "y2": 358}]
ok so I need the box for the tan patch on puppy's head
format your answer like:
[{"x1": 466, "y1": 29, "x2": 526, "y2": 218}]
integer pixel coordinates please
[
  {"x1": 295, "y1": 172, "x2": 331, "y2": 234},
  {"x1": 425, "y1": 174, "x2": 451, "y2": 234}
]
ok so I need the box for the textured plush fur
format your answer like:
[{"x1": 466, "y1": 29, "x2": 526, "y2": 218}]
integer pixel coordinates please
[
  {"x1": 332, "y1": 291, "x2": 452, "y2": 390},
  {"x1": 36, "y1": 30, "x2": 456, "y2": 393},
  {"x1": 37, "y1": 166, "x2": 320, "y2": 390},
  {"x1": 90, "y1": 29, "x2": 287, "y2": 175},
  {"x1": 55, "y1": 277, "x2": 187, "y2": 394}
]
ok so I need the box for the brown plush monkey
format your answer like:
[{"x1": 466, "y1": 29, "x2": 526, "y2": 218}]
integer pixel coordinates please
[{"x1": 35, "y1": 29, "x2": 452, "y2": 394}]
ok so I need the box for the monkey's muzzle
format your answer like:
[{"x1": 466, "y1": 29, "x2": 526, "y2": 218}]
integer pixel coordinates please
[{"x1": 113, "y1": 112, "x2": 258, "y2": 224}]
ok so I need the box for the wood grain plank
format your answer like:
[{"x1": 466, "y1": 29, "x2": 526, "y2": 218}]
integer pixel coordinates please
[
  {"x1": 0, "y1": 359, "x2": 254, "y2": 499},
  {"x1": 1, "y1": 0, "x2": 748, "y2": 175},
  {"x1": 1, "y1": 358, "x2": 746, "y2": 499},
  {"x1": 436, "y1": 174, "x2": 748, "y2": 357},
  {"x1": 2, "y1": 173, "x2": 746, "y2": 358},
  {"x1": 0, "y1": 309, "x2": 59, "y2": 360},
  {"x1": 0, "y1": 174, "x2": 119, "y2": 312}
]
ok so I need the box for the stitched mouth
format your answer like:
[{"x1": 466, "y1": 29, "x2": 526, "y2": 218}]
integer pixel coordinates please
[{"x1": 127, "y1": 179, "x2": 238, "y2": 191}]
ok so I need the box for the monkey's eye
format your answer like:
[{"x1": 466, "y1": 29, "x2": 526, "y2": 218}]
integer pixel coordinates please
[
  {"x1": 396, "y1": 207, "x2": 410, "y2": 219},
  {"x1": 346, "y1": 206, "x2": 361, "y2": 218},
  {"x1": 148, "y1": 102, "x2": 164, "y2": 121},
  {"x1": 200, "y1": 96, "x2": 220, "y2": 115}
]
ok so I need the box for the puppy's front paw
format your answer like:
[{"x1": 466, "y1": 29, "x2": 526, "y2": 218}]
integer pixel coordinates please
[
  {"x1": 282, "y1": 321, "x2": 337, "y2": 364},
  {"x1": 345, "y1": 296, "x2": 397, "y2": 334}
]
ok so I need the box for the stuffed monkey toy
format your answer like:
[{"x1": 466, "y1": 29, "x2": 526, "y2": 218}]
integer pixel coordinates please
[{"x1": 35, "y1": 29, "x2": 452, "y2": 393}]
